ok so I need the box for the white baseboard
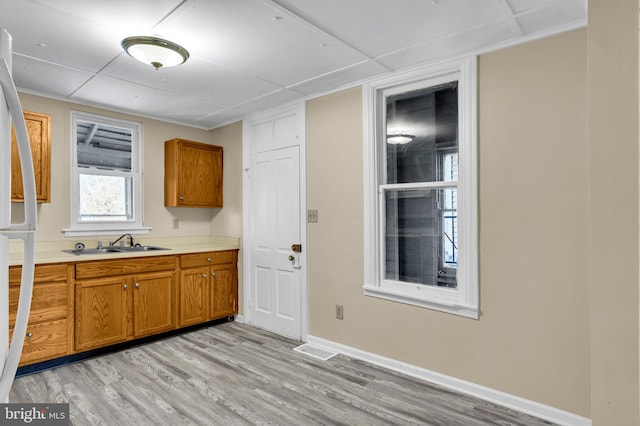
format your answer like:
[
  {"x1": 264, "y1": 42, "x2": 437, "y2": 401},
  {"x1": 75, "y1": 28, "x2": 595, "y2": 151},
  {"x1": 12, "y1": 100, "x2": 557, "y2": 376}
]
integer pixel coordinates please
[
  {"x1": 306, "y1": 335, "x2": 591, "y2": 426},
  {"x1": 233, "y1": 314, "x2": 245, "y2": 323}
]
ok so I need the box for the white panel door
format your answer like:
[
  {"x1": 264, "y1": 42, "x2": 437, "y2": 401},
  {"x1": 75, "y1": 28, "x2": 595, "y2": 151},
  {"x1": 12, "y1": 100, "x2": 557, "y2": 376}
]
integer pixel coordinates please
[{"x1": 249, "y1": 146, "x2": 301, "y2": 338}]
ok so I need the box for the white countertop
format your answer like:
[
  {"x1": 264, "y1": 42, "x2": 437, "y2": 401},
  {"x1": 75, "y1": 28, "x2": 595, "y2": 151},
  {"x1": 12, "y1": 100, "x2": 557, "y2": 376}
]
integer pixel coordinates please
[{"x1": 7, "y1": 236, "x2": 240, "y2": 266}]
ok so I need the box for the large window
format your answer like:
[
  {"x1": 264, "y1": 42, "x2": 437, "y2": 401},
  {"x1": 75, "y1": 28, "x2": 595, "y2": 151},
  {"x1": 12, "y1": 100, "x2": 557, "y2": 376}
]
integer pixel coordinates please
[
  {"x1": 65, "y1": 111, "x2": 146, "y2": 236},
  {"x1": 363, "y1": 57, "x2": 478, "y2": 318}
]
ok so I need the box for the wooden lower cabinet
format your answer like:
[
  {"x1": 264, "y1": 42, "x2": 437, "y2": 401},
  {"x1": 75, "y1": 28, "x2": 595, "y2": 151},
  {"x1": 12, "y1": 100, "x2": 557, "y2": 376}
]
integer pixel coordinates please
[
  {"x1": 179, "y1": 250, "x2": 238, "y2": 327},
  {"x1": 179, "y1": 266, "x2": 208, "y2": 326},
  {"x1": 11, "y1": 250, "x2": 237, "y2": 366},
  {"x1": 210, "y1": 262, "x2": 237, "y2": 319},
  {"x1": 9, "y1": 263, "x2": 73, "y2": 366},
  {"x1": 75, "y1": 257, "x2": 177, "y2": 352},
  {"x1": 133, "y1": 271, "x2": 175, "y2": 337},
  {"x1": 75, "y1": 276, "x2": 130, "y2": 351}
]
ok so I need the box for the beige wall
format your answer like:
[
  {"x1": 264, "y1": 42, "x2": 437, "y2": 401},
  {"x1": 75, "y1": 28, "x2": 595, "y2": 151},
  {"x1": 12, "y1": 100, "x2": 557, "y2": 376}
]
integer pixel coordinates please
[
  {"x1": 12, "y1": 93, "x2": 240, "y2": 242},
  {"x1": 587, "y1": 0, "x2": 639, "y2": 424},
  {"x1": 307, "y1": 29, "x2": 591, "y2": 417}
]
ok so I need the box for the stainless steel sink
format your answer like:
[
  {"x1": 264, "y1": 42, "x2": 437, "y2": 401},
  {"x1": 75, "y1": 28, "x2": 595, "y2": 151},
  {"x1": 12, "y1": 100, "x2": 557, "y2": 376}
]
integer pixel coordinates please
[
  {"x1": 119, "y1": 245, "x2": 170, "y2": 252},
  {"x1": 63, "y1": 245, "x2": 170, "y2": 255}
]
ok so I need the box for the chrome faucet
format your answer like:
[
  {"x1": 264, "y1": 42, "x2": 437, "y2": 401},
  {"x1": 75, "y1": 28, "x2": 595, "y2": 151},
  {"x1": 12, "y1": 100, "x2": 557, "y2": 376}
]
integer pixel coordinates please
[{"x1": 109, "y1": 233, "x2": 134, "y2": 247}]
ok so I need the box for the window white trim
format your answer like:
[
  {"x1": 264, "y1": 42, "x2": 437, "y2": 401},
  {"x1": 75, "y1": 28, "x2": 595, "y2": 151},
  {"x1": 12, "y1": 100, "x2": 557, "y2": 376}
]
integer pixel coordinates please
[
  {"x1": 363, "y1": 56, "x2": 478, "y2": 319},
  {"x1": 66, "y1": 111, "x2": 145, "y2": 236}
]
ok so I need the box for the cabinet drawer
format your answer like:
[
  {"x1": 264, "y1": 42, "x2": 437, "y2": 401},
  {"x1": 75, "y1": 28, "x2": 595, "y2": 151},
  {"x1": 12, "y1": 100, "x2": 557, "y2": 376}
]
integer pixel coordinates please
[
  {"x1": 9, "y1": 282, "x2": 68, "y2": 326},
  {"x1": 76, "y1": 255, "x2": 176, "y2": 279},
  {"x1": 180, "y1": 250, "x2": 236, "y2": 268},
  {"x1": 11, "y1": 319, "x2": 68, "y2": 366},
  {"x1": 9, "y1": 263, "x2": 67, "y2": 284}
]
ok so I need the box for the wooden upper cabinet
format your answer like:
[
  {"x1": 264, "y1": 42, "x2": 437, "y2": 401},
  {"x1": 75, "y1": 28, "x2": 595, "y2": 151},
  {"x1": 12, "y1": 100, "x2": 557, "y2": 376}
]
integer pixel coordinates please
[
  {"x1": 164, "y1": 138, "x2": 223, "y2": 208},
  {"x1": 11, "y1": 110, "x2": 51, "y2": 203}
]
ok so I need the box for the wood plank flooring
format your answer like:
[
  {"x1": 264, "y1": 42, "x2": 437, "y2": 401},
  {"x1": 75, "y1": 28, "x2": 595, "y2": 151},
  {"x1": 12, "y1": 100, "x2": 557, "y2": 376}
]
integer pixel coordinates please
[{"x1": 10, "y1": 322, "x2": 556, "y2": 425}]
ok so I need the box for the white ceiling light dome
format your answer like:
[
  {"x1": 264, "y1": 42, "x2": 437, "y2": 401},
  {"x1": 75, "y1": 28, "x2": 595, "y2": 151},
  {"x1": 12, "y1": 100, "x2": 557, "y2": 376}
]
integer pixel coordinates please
[{"x1": 121, "y1": 36, "x2": 189, "y2": 70}]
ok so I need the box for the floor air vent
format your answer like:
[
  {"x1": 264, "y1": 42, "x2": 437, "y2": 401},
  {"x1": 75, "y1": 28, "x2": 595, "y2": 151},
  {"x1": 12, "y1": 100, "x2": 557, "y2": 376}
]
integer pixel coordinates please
[{"x1": 293, "y1": 343, "x2": 338, "y2": 361}]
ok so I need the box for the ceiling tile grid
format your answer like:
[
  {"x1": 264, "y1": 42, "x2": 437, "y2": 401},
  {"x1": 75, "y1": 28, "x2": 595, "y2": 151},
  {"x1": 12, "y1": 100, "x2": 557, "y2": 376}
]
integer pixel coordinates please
[{"x1": 0, "y1": 0, "x2": 587, "y2": 129}]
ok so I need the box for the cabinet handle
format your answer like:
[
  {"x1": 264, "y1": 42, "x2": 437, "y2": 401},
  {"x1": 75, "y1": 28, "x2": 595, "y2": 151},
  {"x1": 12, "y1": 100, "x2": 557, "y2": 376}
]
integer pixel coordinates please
[
  {"x1": 123, "y1": 284, "x2": 128, "y2": 289},
  {"x1": 211, "y1": 272, "x2": 216, "y2": 277},
  {"x1": 207, "y1": 257, "x2": 212, "y2": 262},
  {"x1": 26, "y1": 332, "x2": 32, "y2": 338},
  {"x1": 202, "y1": 274, "x2": 207, "y2": 278},
  {"x1": 135, "y1": 282, "x2": 140, "y2": 288},
  {"x1": 179, "y1": 196, "x2": 184, "y2": 200}
]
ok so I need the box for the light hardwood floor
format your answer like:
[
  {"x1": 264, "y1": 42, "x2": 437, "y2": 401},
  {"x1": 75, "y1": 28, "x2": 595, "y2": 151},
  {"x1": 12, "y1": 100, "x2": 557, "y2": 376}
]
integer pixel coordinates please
[{"x1": 10, "y1": 322, "x2": 555, "y2": 425}]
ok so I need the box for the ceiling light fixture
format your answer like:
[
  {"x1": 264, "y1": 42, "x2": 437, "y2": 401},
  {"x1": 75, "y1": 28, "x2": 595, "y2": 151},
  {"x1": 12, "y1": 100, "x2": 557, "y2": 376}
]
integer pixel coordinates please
[
  {"x1": 121, "y1": 36, "x2": 189, "y2": 70},
  {"x1": 386, "y1": 133, "x2": 415, "y2": 144}
]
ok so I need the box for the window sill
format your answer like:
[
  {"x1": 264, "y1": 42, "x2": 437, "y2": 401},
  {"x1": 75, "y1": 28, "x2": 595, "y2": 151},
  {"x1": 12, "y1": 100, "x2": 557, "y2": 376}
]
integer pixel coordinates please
[
  {"x1": 62, "y1": 227, "x2": 151, "y2": 238},
  {"x1": 363, "y1": 284, "x2": 479, "y2": 319}
]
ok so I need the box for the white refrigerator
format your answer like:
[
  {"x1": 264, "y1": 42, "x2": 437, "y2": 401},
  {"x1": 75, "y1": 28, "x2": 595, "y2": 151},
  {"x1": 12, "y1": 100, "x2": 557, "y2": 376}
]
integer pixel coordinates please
[{"x1": 0, "y1": 28, "x2": 36, "y2": 402}]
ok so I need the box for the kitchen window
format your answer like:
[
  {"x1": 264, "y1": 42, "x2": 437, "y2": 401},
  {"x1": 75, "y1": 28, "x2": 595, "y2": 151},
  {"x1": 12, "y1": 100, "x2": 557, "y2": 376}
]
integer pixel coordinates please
[
  {"x1": 363, "y1": 57, "x2": 478, "y2": 318},
  {"x1": 64, "y1": 111, "x2": 147, "y2": 236}
]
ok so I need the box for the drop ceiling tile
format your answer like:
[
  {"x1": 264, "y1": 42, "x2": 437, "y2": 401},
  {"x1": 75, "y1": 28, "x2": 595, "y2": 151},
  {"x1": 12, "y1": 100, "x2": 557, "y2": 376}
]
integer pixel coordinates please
[
  {"x1": 290, "y1": 61, "x2": 390, "y2": 96},
  {"x1": 147, "y1": 97, "x2": 226, "y2": 127},
  {"x1": 377, "y1": 21, "x2": 516, "y2": 71},
  {"x1": 0, "y1": 0, "x2": 181, "y2": 72},
  {"x1": 194, "y1": 89, "x2": 304, "y2": 129},
  {"x1": 12, "y1": 54, "x2": 94, "y2": 97},
  {"x1": 273, "y1": 0, "x2": 506, "y2": 58},
  {"x1": 233, "y1": 89, "x2": 304, "y2": 116},
  {"x1": 70, "y1": 75, "x2": 223, "y2": 122},
  {"x1": 516, "y1": 0, "x2": 586, "y2": 35},
  {"x1": 506, "y1": 0, "x2": 555, "y2": 14},
  {"x1": 155, "y1": 0, "x2": 369, "y2": 87},
  {"x1": 103, "y1": 55, "x2": 282, "y2": 107}
]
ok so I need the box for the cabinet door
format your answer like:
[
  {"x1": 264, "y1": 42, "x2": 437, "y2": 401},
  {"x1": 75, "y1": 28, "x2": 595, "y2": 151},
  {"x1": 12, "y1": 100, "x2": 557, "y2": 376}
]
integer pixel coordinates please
[
  {"x1": 11, "y1": 110, "x2": 51, "y2": 203},
  {"x1": 178, "y1": 143, "x2": 222, "y2": 207},
  {"x1": 165, "y1": 139, "x2": 223, "y2": 207},
  {"x1": 179, "y1": 267, "x2": 209, "y2": 327},
  {"x1": 133, "y1": 271, "x2": 175, "y2": 337},
  {"x1": 209, "y1": 263, "x2": 237, "y2": 320},
  {"x1": 75, "y1": 276, "x2": 131, "y2": 351}
]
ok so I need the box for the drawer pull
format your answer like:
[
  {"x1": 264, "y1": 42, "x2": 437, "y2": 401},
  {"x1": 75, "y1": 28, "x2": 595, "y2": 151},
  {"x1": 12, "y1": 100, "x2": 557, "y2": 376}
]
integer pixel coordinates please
[
  {"x1": 211, "y1": 272, "x2": 216, "y2": 277},
  {"x1": 207, "y1": 257, "x2": 212, "y2": 262},
  {"x1": 123, "y1": 284, "x2": 128, "y2": 289},
  {"x1": 26, "y1": 332, "x2": 33, "y2": 338},
  {"x1": 202, "y1": 274, "x2": 207, "y2": 278},
  {"x1": 135, "y1": 282, "x2": 140, "y2": 289}
]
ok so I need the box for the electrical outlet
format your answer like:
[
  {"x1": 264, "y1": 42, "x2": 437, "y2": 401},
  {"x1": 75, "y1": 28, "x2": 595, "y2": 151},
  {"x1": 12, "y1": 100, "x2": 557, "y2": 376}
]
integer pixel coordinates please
[
  {"x1": 308, "y1": 209, "x2": 318, "y2": 223},
  {"x1": 335, "y1": 304, "x2": 344, "y2": 320},
  {"x1": 172, "y1": 218, "x2": 179, "y2": 229}
]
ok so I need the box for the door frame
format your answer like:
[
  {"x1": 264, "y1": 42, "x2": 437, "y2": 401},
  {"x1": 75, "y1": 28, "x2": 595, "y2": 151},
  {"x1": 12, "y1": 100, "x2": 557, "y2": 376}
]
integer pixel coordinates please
[{"x1": 242, "y1": 103, "x2": 308, "y2": 341}]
